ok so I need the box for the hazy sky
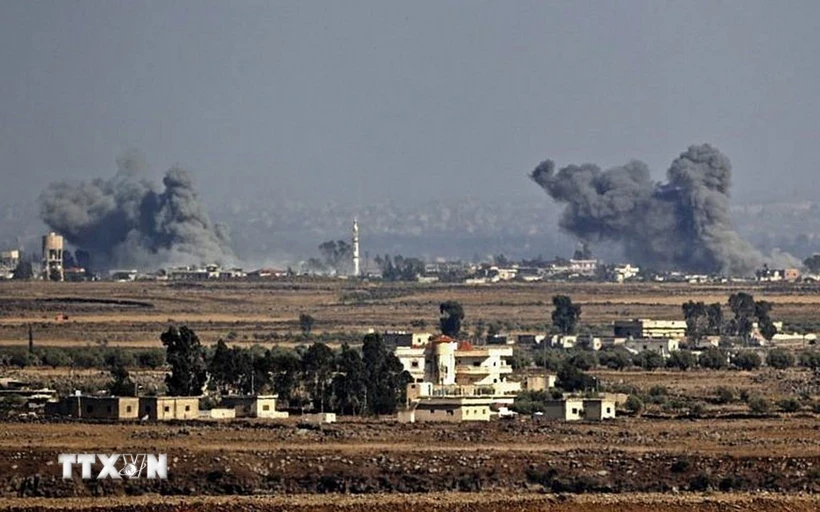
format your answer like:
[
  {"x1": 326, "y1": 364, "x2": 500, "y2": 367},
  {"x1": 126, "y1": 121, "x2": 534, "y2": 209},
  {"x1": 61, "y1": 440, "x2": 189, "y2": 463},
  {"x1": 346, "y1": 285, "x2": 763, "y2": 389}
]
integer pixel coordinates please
[{"x1": 1, "y1": 1, "x2": 819, "y2": 207}]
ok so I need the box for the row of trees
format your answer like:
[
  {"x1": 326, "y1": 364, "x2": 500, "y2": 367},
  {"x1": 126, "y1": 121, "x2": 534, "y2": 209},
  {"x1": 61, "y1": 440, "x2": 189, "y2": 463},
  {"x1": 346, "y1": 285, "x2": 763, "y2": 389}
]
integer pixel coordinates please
[
  {"x1": 682, "y1": 292, "x2": 778, "y2": 341},
  {"x1": 159, "y1": 326, "x2": 409, "y2": 415}
]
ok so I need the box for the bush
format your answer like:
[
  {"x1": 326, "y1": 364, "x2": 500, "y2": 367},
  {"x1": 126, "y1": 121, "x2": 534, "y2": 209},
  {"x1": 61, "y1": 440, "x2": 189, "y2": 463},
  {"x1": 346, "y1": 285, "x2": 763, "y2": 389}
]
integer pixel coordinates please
[
  {"x1": 634, "y1": 350, "x2": 664, "y2": 371},
  {"x1": 699, "y1": 348, "x2": 728, "y2": 369},
  {"x1": 766, "y1": 349, "x2": 795, "y2": 369},
  {"x1": 778, "y1": 397, "x2": 801, "y2": 413},
  {"x1": 670, "y1": 458, "x2": 691, "y2": 473},
  {"x1": 136, "y1": 349, "x2": 166, "y2": 369},
  {"x1": 690, "y1": 402, "x2": 706, "y2": 417},
  {"x1": 566, "y1": 351, "x2": 597, "y2": 371},
  {"x1": 799, "y1": 350, "x2": 820, "y2": 370},
  {"x1": 624, "y1": 395, "x2": 644, "y2": 415},
  {"x1": 733, "y1": 350, "x2": 762, "y2": 371},
  {"x1": 748, "y1": 396, "x2": 771, "y2": 414},
  {"x1": 714, "y1": 386, "x2": 736, "y2": 404},
  {"x1": 598, "y1": 348, "x2": 632, "y2": 370},
  {"x1": 689, "y1": 472, "x2": 712, "y2": 491},
  {"x1": 37, "y1": 348, "x2": 72, "y2": 368},
  {"x1": 667, "y1": 350, "x2": 696, "y2": 371}
]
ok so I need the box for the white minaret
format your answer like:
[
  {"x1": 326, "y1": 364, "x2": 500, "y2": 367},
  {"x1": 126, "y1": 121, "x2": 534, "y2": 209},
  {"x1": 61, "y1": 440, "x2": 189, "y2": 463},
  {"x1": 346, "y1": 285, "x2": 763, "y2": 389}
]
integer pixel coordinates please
[{"x1": 352, "y1": 218, "x2": 360, "y2": 277}]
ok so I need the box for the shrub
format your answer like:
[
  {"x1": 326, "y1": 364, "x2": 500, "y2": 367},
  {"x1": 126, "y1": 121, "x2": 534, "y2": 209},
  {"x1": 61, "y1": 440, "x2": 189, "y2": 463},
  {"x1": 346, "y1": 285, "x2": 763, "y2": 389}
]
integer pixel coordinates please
[
  {"x1": 766, "y1": 349, "x2": 795, "y2": 369},
  {"x1": 699, "y1": 348, "x2": 728, "y2": 369},
  {"x1": 748, "y1": 396, "x2": 771, "y2": 414},
  {"x1": 689, "y1": 472, "x2": 712, "y2": 491},
  {"x1": 667, "y1": 350, "x2": 696, "y2": 371},
  {"x1": 634, "y1": 350, "x2": 664, "y2": 371},
  {"x1": 799, "y1": 350, "x2": 820, "y2": 370},
  {"x1": 136, "y1": 349, "x2": 166, "y2": 369},
  {"x1": 733, "y1": 351, "x2": 761, "y2": 371},
  {"x1": 670, "y1": 458, "x2": 692, "y2": 473},
  {"x1": 37, "y1": 348, "x2": 72, "y2": 368},
  {"x1": 714, "y1": 386, "x2": 736, "y2": 404},
  {"x1": 778, "y1": 397, "x2": 801, "y2": 413},
  {"x1": 690, "y1": 402, "x2": 706, "y2": 417},
  {"x1": 624, "y1": 395, "x2": 644, "y2": 415}
]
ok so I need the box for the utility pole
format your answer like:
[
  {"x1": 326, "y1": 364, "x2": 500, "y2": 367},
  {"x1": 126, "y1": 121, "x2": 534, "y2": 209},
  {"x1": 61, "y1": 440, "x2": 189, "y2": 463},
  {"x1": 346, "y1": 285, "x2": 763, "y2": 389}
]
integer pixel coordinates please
[{"x1": 28, "y1": 324, "x2": 34, "y2": 354}]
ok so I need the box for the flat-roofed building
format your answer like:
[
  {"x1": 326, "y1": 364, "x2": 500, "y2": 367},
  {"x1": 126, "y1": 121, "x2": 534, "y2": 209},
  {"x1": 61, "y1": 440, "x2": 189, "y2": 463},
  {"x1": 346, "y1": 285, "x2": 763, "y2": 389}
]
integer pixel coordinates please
[
  {"x1": 46, "y1": 396, "x2": 139, "y2": 420},
  {"x1": 139, "y1": 396, "x2": 199, "y2": 420},
  {"x1": 220, "y1": 395, "x2": 289, "y2": 419},
  {"x1": 613, "y1": 319, "x2": 687, "y2": 339}
]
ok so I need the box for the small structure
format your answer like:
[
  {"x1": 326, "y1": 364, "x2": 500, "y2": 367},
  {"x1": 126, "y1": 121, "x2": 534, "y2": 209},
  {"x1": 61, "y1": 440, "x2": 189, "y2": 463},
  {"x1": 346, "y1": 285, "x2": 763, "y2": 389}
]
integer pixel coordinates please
[
  {"x1": 541, "y1": 398, "x2": 585, "y2": 421},
  {"x1": 614, "y1": 319, "x2": 687, "y2": 339},
  {"x1": 624, "y1": 338, "x2": 680, "y2": 357},
  {"x1": 399, "y1": 397, "x2": 492, "y2": 423},
  {"x1": 583, "y1": 398, "x2": 617, "y2": 421},
  {"x1": 138, "y1": 396, "x2": 199, "y2": 420},
  {"x1": 522, "y1": 374, "x2": 556, "y2": 392},
  {"x1": 220, "y1": 395, "x2": 289, "y2": 419},
  {"x1": 200, "y1": 408, "x2": 236, "y2": 420},
  {"x1": 45, "y1": 396, "x2": 139, "y2": 420},
  {"x1": 300, "y1": 412, "x2": 337, "y2": 425}
]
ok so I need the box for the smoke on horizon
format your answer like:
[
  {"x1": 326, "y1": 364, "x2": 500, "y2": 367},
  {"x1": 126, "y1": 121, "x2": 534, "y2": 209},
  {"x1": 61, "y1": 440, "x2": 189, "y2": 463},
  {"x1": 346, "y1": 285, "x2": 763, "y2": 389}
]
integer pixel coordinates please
[
  {"x1": 530, "y1": 144, "x2": 776, "y2": 275},
  {"x1": 38, "y1": 152, "x2": 234, "y2": 271}
]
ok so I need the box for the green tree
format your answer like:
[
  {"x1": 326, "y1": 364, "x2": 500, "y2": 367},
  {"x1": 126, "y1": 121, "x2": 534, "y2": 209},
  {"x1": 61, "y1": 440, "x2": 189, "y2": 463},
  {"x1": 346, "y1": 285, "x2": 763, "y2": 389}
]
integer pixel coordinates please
[
  {"x1": 267, "y1": 347, "x2": 302, "y2": 406},
  {"x1": 634, "y1": 350, "x2": 664, "y2": 371},
  {"x1": 682, "y1": 301, "x2": 708, "y2": 340},
  {"x1": 299, "y1": 313, "x2": 315, "y2": 337},
  {"x1": 439, "y1": 301, "x2": 465, "y2": 337},
  {"x1": 667, "y1": 350, "x2": 696, "y2": 371},
  {"x1": 706, "y1": 303, "x2": 724, "y2": 336},
  {"x1": 207, "y1": 339, "x2": 235, "y2": 393},
  {"x1": 754, "y1": 300, "x2": 778, "y2": 341},
  {"x1": 108, "y1": 362, "x2": 136, "y2": 396},
  {"x1": 766, "y1": 348, "x2": 795, "y2": 369},
  {"x1": 362, "y1": 333, "x2": 409, "y2": 415},
  {"x1": 728, "y1": 292, "x2": 756, "y2": 341},
  {"x1": 733, "y1": 350, "x2": 762, "y2": 371},
  {"x1": 552, "y1": 295, "x2": 581, "y2": 335},
  {"x1": 598, "y1": 347, "x2": 633, "y2": 370},
  {"x1": 798, "y1": 350, "x2": 820, "y2": 370},
  {"x1": 332, "y1": 343, "x2": 366, "y2": 415},
  {"x1": 556, "y1": 363, "x2": 596, "y2": 392},
  {"x1": 161, "y1": 326, "x2": 208, "y2": 396},
  {"x1": 699, "y1": 348, "x2": 728, "y2": 370},
  {"x1": 302, "y1": 343, "x2": 335, "y2": 412}
]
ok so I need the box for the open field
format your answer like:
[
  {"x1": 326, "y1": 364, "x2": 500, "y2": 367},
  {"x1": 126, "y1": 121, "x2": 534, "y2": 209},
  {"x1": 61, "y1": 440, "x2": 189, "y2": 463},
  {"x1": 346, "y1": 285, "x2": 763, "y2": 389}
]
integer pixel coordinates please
[
  {"x1": 1, "y1": 280, "x2": 820, "y2": 347},
  {"x1": 2, "y1": 280, "x2": 820, "y2": 510}
]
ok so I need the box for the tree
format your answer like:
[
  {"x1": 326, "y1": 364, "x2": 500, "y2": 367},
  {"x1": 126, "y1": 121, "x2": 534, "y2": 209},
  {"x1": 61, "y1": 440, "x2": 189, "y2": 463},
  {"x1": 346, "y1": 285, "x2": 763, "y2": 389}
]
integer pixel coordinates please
[
  {"x1": 804, "y1": 254, "x2": 820, "y2": 274},
  {"x1": 11, "y1": 261, "x2": 33, "y2": 280},
  {"x1": 108, "y1": 362, "x2": 136, "y2": 396},
  {"x1": 728, "y1": 292, "x2": 756, "y2": 341},
  {"x1": 332, "y1": 343, "x2": 366, "y2": 415},
  {"x1": 161, "y1": 326, "x2": 208, "y2": 396},
  {"x1": 667, "y1": 350, "x2": 696, "y2": 371},
  {"x1": 207, "y1": 339, "x2": 235, "y2": 393},
  {"x1": 266, "y1": 347, "x2": 302, "y2": 406},
  {"x1": 799, "y1": 350, "x2": 820, "y2": 370},
  {"x1": 318, "y1": 240, "x2": 353, "y2": 275},
  {"x1": 754, "y1": 300, "x2": 778, "y2": 341},
  {"x1": 699, "y1": 348, "x2": 728, "y2": 370},
  {"x1": 706, "y1": 303, "x2": 723, "y2": 336},
  {"x1": 439, "y1": 301, "x2": 464, "y2": 338},
  {"x1": 598, "y1": 347, "x2": 632, "y2": 370},
  {"x1": 733, "y1": 350, "x2": 762, "y2": 371},
  {"x1": 362, "y1": 333, "x2": 409, "y2": 415},
  {"x1": 682, "y1": 301, "x2": 708, "y2": 340},
  {"x1": 766, "y1": 348, "x2": 795, "y2": 369},
  {"x1": 299, "y1": 313, "x2": 315, "y2": 337},
  {"x1": 551, "y1": 295, "x2": 581, "y2": 335},
  {"x1": 634, "y1": 350, "x2": 664, "y2": 371},
  {"x1": 556, "y1": 363, "x2": 596, "y2": 392},
  {"x1": 302, "y1": 343, "x2": 335, "y2": 412}
]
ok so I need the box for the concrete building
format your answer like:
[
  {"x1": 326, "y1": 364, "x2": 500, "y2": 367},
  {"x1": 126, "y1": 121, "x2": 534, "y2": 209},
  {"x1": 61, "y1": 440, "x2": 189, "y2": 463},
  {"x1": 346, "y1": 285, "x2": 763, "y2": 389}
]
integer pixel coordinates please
[
  {"x1": 624, "y1": 338, "x2": 680, "y2": 357},
  {"x1": 0, "y1": 250, "x2": 20, "y2": 279},
  {"x1": 139, "y1": 396, "x2": 200, "y2": 420},
  {"x1": 46, "y1": 396, "x2": 139, "y2": 420},
  {"x1": 220, "y1": 395, "x2": 289, "y2": 419},
  {"x1": 583, "y1": 398, "x2": 617, "y2": 421},
  {"x1": 541, "y1": 398, "x2": 585, "y2": 421},
  {"x1": 613, "y1": 319, "x2": 687, "y2": 339},
  {"x1": 522, "y1": 374, "x2": 556, "y2": 391},
  {"x1": 42, "y1": 232, "x2": 64, "y2": 281},
  {"x1": 200, "y1": 408, "x2": 237, "y2": 420},
  {"x1": 569, "y1": 259, "x2": 599, "y2": 276},
  {"x1": 399, "y1": 397, "x2": 492, "y2": 423}
]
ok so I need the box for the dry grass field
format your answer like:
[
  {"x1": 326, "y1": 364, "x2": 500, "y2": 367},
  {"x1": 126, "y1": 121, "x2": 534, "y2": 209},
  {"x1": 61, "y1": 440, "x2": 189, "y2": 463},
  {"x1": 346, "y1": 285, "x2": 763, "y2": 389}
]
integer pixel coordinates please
[
  {"x1": 1, "y1": 279, "x2": 819, "y2": 347},
  {"x1": 2, "y1": 279, "x2": 820, "y2": 510}
]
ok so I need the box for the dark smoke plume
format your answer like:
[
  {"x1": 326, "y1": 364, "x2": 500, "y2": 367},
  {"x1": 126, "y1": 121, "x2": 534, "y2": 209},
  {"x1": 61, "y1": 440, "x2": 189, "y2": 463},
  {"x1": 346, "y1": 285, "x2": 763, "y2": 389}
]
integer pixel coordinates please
[
  {"x1": 38, "y1": 152, "x2": 234, "y2": 270},
  {"x1": 530, "y1": 144, "x2": 763, "y2": 275}
]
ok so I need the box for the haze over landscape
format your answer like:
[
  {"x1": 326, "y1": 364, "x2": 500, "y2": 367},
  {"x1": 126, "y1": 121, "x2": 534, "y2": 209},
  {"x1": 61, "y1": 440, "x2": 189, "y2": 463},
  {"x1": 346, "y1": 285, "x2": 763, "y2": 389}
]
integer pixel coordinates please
[{"x1": 2, "y1": 1, "x2": 820, "y2": 268}]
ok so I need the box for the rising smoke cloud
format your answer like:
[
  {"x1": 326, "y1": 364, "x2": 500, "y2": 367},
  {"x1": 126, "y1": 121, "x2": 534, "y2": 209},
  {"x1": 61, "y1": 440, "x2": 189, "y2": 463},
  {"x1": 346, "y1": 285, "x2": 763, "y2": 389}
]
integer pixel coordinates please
[
  {"x1": 38, "y1": 151, "x2": 234, "y2": 270},
  {"x1": 530, "y1": 144, "x2": 764, "y2": 275}
]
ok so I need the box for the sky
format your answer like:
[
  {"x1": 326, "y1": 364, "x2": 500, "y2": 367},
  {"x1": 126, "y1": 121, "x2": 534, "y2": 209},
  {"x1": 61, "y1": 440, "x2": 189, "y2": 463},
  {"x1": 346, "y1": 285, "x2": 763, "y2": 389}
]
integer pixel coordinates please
[{"x1": 1, "y1": 1, "x2": 819, "y2": 209}]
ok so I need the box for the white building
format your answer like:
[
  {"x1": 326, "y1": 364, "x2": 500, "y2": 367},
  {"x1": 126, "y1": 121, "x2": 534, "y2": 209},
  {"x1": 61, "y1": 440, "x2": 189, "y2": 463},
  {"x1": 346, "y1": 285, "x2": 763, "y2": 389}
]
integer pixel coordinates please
[
  {"x1": 624, "y1": 338, "x2": 680, "y2": 357},
  {"x1": 613, "y1": 319, "x2": 687, "y2": 339}
]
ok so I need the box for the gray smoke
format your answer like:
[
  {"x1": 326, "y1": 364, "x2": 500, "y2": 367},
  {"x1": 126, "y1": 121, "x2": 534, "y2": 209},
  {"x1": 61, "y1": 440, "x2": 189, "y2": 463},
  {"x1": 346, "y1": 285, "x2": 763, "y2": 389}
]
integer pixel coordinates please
[
  {"x1": 38, "y1": 152, "x2": 234, "y2": 270},
  {"x1": 530, "y1": 144, "x2": 764, "y2": 275}
]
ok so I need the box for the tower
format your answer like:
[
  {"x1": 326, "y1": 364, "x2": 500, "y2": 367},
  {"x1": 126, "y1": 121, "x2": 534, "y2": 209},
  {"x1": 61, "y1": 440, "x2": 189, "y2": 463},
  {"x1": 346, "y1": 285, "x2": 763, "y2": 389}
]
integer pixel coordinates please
[
  {"x1": 352, "y1": 218, "x2": 360, "y2": 277},
  {"x1": 42, "y1": 232, "x2": 64, "y2": 281}
]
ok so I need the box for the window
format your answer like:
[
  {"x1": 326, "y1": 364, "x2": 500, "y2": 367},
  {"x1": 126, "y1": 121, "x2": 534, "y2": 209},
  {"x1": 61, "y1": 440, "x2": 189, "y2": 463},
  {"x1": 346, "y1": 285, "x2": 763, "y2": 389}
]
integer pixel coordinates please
[
  {"x1": 473, "y1": 362, "x2": 480, "y2": 367},
  {"x1": 447, "y1": 409, "x2": 454, "y2": 416},
  {"x1": 126, "y1": 406, "x2": 132, "y2": 413},
  {"x1": 86, "y1": 405, "x2": 93, "y2": 413},
  {"x1": 164, "y1": 406, "x2": 170, "y2": 413},
  {"x1": 411, "y1": 361, "x2": 419, "y2": 368},
  {"x1": 263, "y1": 405, "x2": 270, "y2": 411},
  {"x1": 606, "y1": 408, "x2": 611, "y2": 414},
  {"x1": 185, "y1": 405, "x2": 191, "y2": 412},
  {"x1": 466, "y1": 409, "x2": 470, "y2": 416},
  {"x1": 106, "y1": 406, "x2": 112, "y2": 413},
  {"x1": 571, "y1": 408, "x2": 578, "y2": 415}
]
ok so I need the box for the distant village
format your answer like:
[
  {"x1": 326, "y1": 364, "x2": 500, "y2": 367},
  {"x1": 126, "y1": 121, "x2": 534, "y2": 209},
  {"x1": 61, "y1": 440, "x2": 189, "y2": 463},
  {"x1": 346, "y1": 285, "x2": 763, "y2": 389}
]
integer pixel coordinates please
[{"x1": 0, "y1": 226, "x2": 814, "y2": 285}]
